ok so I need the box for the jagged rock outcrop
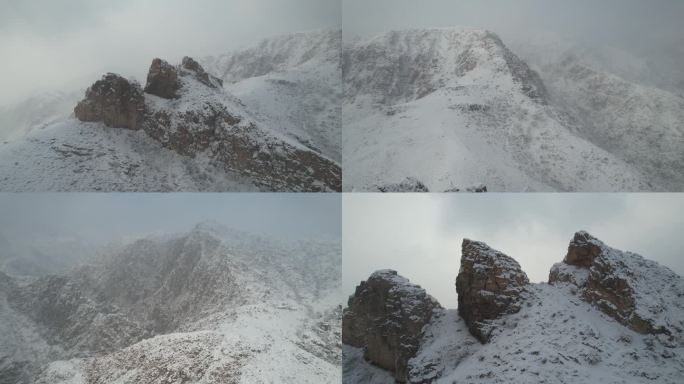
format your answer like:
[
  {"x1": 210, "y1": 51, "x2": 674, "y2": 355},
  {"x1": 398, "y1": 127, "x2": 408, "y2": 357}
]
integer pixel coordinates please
[
  {"x1": 342, "y1": 270, "x2": 441, "y2": 383},
  {"x1": 456, "y1": 239, "x2": 529, "y2": 342},
  {"x1": 73, "y1": 73, "x2": 145, "y2": 129},
  {"x1": 72, "y1": 56, "x2": 341, "y2": 191},
  {"x1": 181, "y1": 56, "x2": 223, "y2": 88},
  {"x1": 144, "y1": 58, "x2": 182, "y2": 99},
  {"x1": 549, "y1": 232, "x2": 684, "y2": 339}
]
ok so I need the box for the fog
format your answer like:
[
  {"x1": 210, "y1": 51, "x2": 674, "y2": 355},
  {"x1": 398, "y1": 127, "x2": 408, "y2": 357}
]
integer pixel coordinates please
[
  {"x1": 343, "y1": 193, "x2": 684, "y2": 307},
  {"x1": 343, "y1": 0, "x2": 684, "y2": 86},
  {"x1": 0, "y1": 0, "x2": 340, "y2": 105},
  {"x1": 343, "y1": 0, "x2": 684, "y2": 47},
  {"x1": 0, "y1": 193, "x2": 341, "y2": 246}
]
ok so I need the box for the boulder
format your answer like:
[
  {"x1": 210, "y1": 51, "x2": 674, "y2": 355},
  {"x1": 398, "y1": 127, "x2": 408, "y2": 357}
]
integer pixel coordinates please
[
  {"x1": 74, "y1": 73, "x2": 145, "y2": 129},
  {"x1": 342, "y1": 270, "x2": 441, "y2": 383},
  {"x1": 456, "y1": 239, "x2": 529, "y2": 342},
  {"x1": 144, "y1": 58, "x2": 181, "y2": 99}
]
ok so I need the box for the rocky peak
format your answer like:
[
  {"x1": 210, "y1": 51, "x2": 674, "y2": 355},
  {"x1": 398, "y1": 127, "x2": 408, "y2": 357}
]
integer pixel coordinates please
[
  {"x1": 549, "y1": 232, "x2": 684, "y2": 340},
  {"x1": 456, "y1": 239, "x2": 529, "y2": 343},
  {"x1": 343, "y1": 27, "x2": 547, "y2": 106},
  {"x1": 144, "y1": 58, "x2": 182, "y2": 99},
  {"x1": 143, "y1": 57, "x2": 223, "y2": 99},
  {"x1": 564, "y1": 231, "x2": 603, "y2": 267},
  {"x1": 342, "y1": 269, "x2": 441, "y2": 383},
  {"x1": 181, "y1": 56, "x2": 223, "y2": 88},
  {"x1": 73, "y1": 73, "x2": 145, "y2": 129}
]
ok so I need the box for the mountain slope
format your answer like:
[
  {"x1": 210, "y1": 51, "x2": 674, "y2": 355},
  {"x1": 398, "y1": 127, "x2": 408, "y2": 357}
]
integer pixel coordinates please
[
  {"x1": 0, "y1": 32, "x2": 342, "y2": 192},
  {"x1": 342, "y1": 28, "x2": 662, "y2": 192},
  {"x1": 0, "y1": 222, "x2": 342, "y2": 383},
  {"x1": 524, "y1": 50, "x2": 684, "y2": 191},
  {"x1": 343, "y1": 233, "x2": 684, "y2": 383},
  {"x1": 202, "y1": 29, "x2": 342, "y2": 162}
]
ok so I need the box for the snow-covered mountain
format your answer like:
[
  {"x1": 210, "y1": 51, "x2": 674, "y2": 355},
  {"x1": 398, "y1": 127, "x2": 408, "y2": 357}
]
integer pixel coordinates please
[
  {"x1": 0, "y1": 222, "x2": 342, "y2": 383},
  {"x1": 343, "y1": 232, "x2": 684, "y2": 383},
  {"x1": 202, "y1": 29, "x2": 342, "y2": 163},
  {"x1": 342, "y1": 27, "x2": 682, "y2": 192},
  {"x1": 0, "y1": 31, "x2": 341, "y2": 192}
]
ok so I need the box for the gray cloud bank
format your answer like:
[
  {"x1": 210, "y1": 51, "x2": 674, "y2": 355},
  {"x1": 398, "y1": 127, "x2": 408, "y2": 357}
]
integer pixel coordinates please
[{"x1": 0, "y1": 193, "x2": 341, "y2": 246}]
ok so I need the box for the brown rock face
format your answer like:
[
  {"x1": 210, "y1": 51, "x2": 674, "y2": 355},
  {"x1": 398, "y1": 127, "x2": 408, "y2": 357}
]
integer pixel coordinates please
[
  {"x1": 456, "y1": 239, "x2": 529, "y2": 343},
  {"x1": 342, "y1": 270, "x2": 441, "y2": 383},
  {"x1": 549, "y1": 231, "x2": 673, "y2": 335},
  {"x1": 144, "y1": 58, "x2": 181, "y2": 99},
  {"x1": 181, "y1": 56, "x2": 223, "y2": 88},
  {"x1": 74, "y1": 73, "x2": 145, "y2": 129},
  {"x1": 564, "y1": 231, "x2": 603, "y2": 268}
]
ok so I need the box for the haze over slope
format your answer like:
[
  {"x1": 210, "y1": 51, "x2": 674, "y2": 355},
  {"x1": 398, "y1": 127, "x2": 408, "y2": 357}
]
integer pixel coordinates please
[{"x1": 1, "y1": 222, "x2": 342, "y2": 383}]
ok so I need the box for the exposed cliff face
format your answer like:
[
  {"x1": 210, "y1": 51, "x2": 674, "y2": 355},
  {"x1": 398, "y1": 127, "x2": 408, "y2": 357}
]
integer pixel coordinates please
[
  {"x1": 74, "y1": 73, "x2": 146, "y2": 130},
  {"x1": 456, "y1": 239, "x2": 529, "y2": 342},
  {"x1": 550, "y1": 231, "x2": 684, "y2": 340},
  {"x1": 342, "y1": 270, "x2": 441, "y2": 383}
]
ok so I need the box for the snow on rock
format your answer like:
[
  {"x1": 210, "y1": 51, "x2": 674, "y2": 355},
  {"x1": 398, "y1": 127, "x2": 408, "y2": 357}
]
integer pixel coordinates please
[
  {"x1": 73, "y1": 73, "x2": 146, "y2": 130},
  {"x1": 1, "y1": 50, "x2": 341, "y2": 191},
  {"x1": 342, "y1": 27, "x2": 656, "y2": 192},
  {"x1": 202, "y1": 29, "x2": 342, "y2": 163},
  {"x1": 550, "y1": 231, "x2": 684, "y2": 342},
  {"x1": 344, "y1": 233, "x2": 684, "y2": 383},
  {"x1": 343, "y1": 270, "x2": 441, "y2": 383},
  {"x1": 456, "y1": 239, "x2": 529, "y2": 342},
  {"x1": 0, "y1": 222, "x2": 342, "y2": 383}
]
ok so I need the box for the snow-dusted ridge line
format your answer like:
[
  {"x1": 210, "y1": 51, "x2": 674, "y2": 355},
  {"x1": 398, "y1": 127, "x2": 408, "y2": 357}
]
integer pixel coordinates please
[
  {"x1": 343, "y1": 232, "x2": 684, "y2": 383},
  {"x1": 1, "y1": 223, "x2": 342, "y2": 383},
  {"x1": 343, "y1": 27, "x2": 676, "y2": 192},
  {"x1": 0, "y1": 30, "x2": 342, "y2": 191}
]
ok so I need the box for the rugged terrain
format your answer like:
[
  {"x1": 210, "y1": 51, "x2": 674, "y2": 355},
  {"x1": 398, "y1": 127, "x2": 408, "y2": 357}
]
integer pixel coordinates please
[
  {"x1": 0, "y1": 222, "x2": 342, "y2": 383},
  {"x1": 342, "y1": 27, "x2": 682, "y2": 192},
  {"x1": 343, "y1": 232, "x2": 684, "y2": 383},
  {"x1": 0, "y1": 30, "x2": 341, "y2": 192}
]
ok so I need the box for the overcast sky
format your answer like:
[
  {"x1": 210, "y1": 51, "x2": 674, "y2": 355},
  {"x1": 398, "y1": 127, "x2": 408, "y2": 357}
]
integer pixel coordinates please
[
  {"x1": 343, "y1": 193, "x2": 684, "y2": 308},
  {"x1": 343, "y1": 0, "x2": 684, "y2": 52},
  {"x1": 0, "y1": 193, "x2": 341, "y2": 245},
  {"x1": 0, "y1": 0, "x2": 340, "y2": 105}
]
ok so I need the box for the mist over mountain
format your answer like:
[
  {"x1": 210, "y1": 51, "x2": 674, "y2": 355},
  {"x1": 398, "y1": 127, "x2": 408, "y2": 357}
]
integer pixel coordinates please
[{"x1": 0, "y1": 221, "x2": 342, "y2": 383}]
